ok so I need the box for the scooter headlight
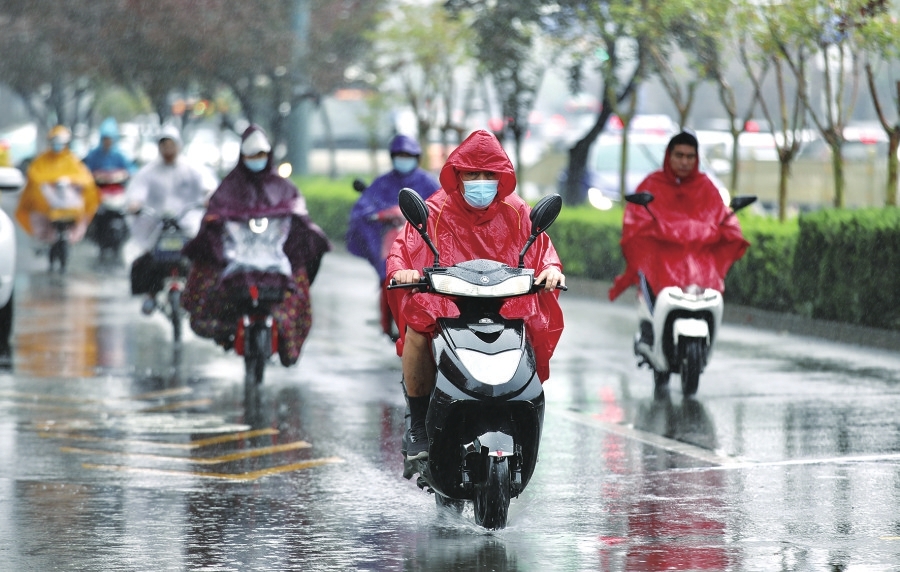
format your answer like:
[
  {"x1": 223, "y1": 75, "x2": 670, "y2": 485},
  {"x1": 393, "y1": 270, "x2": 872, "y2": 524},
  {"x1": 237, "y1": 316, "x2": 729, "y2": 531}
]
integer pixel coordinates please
[
  {"x1": 455, "y1": 348, "x2": 522, "y2": 386},
  {"x1": 430, "y1": 274, "x2": 533, "y2": 297}
]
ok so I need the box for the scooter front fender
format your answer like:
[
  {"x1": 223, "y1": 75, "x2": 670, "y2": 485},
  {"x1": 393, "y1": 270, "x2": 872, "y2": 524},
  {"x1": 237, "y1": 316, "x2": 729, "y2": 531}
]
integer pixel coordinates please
[
  {"x1": 673, "y1": 317, "x2": 710, "y2": 341},
  {"x1": 466, "y1": 431, "x2": 515, "y2": 458}
]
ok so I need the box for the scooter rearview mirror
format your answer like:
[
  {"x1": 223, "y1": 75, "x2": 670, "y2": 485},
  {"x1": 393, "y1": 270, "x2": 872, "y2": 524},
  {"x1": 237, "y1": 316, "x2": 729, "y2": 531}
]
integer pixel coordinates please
[
  {"x1": 529, "y1": 194, "x2": 562, "y2": 235},
  {"x1": 0, "y1": 167, "x2": 25, "y2": 192},
  {"x1": 624, "y1": 192, "x2": 654, "y2": 207},
  {"x1": 352, "y1": 179, "x2": 367, "y2": 193},
  {"x1": 624, "y1": 191, "x2": 657, "y2": 223},
  {"x1": 519, "y1": 194, "x2": 562, "y2": 268},
  {"x1": 398, "y1": 188, "x2": 441, "y2": 268},
  {"x1": 729, "y1": 195, "x2": 757, "y2": 213},
  {"x1": 398, "y1": 187, "x2": 428, "y2": 228}
]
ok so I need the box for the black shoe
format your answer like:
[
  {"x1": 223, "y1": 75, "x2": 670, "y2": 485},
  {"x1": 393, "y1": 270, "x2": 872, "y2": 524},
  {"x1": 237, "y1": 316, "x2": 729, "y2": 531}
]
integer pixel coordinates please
[
  {"x1": 406, "y1": 421, "x2": 428, "y2": 461},
  {"x1": 0, "y1": 345, "x2": 10, "y2": 369}
]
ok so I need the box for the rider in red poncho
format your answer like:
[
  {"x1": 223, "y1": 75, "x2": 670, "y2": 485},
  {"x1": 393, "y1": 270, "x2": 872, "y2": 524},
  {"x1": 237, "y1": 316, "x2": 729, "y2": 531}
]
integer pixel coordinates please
[
  {"x1": 388, "y1": 129, "x2": 565, "y2": 460},
  {"x1": 608, "y1": 130, "x2": 749, "y2": 302}
]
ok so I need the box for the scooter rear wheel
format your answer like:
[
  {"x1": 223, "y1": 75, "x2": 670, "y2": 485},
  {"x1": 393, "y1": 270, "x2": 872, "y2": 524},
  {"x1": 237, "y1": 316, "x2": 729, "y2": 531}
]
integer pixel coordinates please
[
  {"x1": 473, "y1": 456, "x2": 510, "y2": 530},
  {"x1": 680, "y1": 338, "x2": 705, "y2": 397}
]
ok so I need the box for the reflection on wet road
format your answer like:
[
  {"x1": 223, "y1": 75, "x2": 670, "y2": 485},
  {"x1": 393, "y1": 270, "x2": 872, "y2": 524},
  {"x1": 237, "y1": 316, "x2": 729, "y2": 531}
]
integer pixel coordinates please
[{"x1": 2, "y1": 237, "x2": 900, "y2": 570}]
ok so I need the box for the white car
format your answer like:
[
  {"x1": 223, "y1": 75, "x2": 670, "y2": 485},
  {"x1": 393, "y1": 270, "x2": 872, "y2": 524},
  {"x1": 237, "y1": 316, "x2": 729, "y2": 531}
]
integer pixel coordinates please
[{"x1": 0, "y1": 166, "x2": 25, "y2": 366}]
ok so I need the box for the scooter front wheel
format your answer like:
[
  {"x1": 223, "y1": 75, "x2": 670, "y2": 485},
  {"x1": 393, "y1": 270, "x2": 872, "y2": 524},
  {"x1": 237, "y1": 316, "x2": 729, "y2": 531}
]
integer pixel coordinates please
[
  {"x1": 653, "y1": 370, "x2": 670, "y2": 387},
  {"x1": 168, "y1": 289, "x2": 182, "y2": 342},
  {"x1": 244, "y1": 324, "x2": 271, "y2": 386},
  {"x1": 680, "y1": 338, "x2": 705, "y2": 397},
  {"x1": 434, "y1": 493, "x2": 464, "y2": 514},
  {"x1": 473, "y1": 456, "x2": 511, "y2": 530}
]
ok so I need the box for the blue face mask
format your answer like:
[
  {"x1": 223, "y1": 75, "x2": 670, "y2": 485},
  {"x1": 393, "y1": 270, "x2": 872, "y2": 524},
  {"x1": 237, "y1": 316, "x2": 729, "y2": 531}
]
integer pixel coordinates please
[
  {"x1": 392, "y1": 156, "x2": 418, "y2": 174},
  {"x1": 51, "y1": 141, "x2": 66, "y2": 152},
  {"x1": 462, "y1": 180, "x2": 499, "y2": 209},
  {"x1": 244, "y1": 158, "x2": 268, "y2": 172}
]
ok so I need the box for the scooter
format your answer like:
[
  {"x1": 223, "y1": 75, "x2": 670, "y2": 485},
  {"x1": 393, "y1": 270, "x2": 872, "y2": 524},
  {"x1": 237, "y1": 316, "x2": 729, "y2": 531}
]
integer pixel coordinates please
[
  {"x1": 219, "y1": 215, "x2": 294, "y2": 387},
  {"x1": 390, "y1": 188, "x2": 565, "y2": 530},
  {"x1": 137, "y1": 205, "x2": 197, "y2": 342},
  {"x1": 90, "y1": 168, "x2": 130, "y2": 264},
  {"x1": 353, "y1": 178, "x2": 405, "y2": 341},
  {"x1": 625, "y1": 192, "x2": 756, "y2": 397},
  {"x1": 42, "y1": 178, "x2": 84, "y2": 274}
]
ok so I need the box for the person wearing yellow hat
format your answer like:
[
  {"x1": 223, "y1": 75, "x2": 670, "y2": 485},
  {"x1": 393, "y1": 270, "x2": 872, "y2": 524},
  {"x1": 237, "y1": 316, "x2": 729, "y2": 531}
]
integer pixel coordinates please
[{"x1": 14, "y1": 125, "x2": 99, "y2": 249}]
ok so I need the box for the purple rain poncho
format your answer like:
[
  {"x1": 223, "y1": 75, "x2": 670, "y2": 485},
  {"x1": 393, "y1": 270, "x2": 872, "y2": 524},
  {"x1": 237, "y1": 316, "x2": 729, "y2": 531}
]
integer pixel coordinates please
[
  {"x1": 181, "y1": 125, "x2": 331, "y2": 366},
  {"x1": 346, "y1": 134, "x2": 439, "y2": 281}
]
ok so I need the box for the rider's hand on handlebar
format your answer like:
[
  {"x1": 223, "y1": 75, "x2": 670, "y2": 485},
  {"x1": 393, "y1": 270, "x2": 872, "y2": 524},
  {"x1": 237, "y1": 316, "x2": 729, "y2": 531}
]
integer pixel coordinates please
[
  {"x1": 392, "y1": 269, "x2": 421, "y2": 285},
  {"x1": 535, "y1": 267, "x2": 565, "y2": 291}
]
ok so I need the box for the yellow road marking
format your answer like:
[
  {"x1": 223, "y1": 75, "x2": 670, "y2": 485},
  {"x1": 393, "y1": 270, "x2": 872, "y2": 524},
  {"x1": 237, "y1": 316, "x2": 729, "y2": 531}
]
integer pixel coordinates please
[
  {"x1": 83, "y1": 456, "x2": 345, "y2": 481},
  {"x1": 39, "y1": 428, "x2": 281, "y2": 449},
  {"x1": 139, "y1": 399, "x2": 213, "y2": 412},
  {"x1": 131, "y1": 388, "x2": 194, "y2": 400},
  {"x1": 880, "y1": 536, "x2": 900, "y2": 540},
  {"x1": 61, "y1": 440, "x2": 312, "y2": 464},
  {"x1": 189, "y1": 429, "x2": 281, "y2": 447}
]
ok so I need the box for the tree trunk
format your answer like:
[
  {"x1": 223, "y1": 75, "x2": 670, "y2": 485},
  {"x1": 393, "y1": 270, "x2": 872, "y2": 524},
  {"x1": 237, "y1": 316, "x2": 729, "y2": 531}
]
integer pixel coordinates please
[
  {"x1": 830, "y1": 142, "x2": 844, "y2": 208},
  {"x1": 563, "y1": 107, "x2": 613, "y2": 205},
  {"x1": 887, "y1": 129, "x2": 899, "y2": 207},
  {"x1": 778, "y1": 158, "x2": 790, "y2": 223},
  {"x1": 316, "y1": 103, "x2": 339, "y2": 179}
]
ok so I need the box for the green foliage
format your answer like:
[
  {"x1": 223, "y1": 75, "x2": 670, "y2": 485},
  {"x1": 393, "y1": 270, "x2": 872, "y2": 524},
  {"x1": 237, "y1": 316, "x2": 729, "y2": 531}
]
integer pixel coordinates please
[
  {"x1": 548, "y1": 206, "x2": 625, "y2": 280},
  {"x1": 725, "y1": 214, "x2": 798, "y2": 311},
  {"x1": 792, "y1": 208, "x2": 900, "y2": 329},
  {"x1": 294, "y1": 175, "x2": 359, "y2": 243}
]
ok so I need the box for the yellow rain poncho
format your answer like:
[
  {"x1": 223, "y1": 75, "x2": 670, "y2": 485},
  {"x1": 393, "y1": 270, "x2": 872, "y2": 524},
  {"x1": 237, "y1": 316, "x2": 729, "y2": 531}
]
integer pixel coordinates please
[{"x1": 15, "y1": 148, "x2": 99, "y2": 243}]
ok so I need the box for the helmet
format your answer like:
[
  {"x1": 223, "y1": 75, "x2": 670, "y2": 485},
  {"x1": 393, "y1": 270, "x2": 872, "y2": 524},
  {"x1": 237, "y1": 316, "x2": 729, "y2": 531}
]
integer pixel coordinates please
[
  {"x1": 99, "y1": 117, "x2": 119, "y2": 140},
  {"x1": 389, "y1": 134, "x2": 421, "y2": 156},
  {"x1": 48, "y1": 125, "x2": 72, "y2": 144},
  {"x1": 157, "y1": 124, "x2": 182, "y2": 146}
]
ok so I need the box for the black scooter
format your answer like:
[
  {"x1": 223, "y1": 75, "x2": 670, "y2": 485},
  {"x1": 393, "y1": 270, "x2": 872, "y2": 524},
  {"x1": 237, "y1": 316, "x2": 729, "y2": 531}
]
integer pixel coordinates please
[{"x1": 390, "y1": 188, "x2": 564, "y2": 530}]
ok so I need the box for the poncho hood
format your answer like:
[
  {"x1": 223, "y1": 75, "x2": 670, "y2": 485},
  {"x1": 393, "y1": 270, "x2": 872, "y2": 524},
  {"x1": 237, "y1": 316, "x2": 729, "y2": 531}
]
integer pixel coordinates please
[
  {"x1": 439, "y1": 129, "x2": 516, "y2": 215},
  {"x1": 205, "y1": 125, "x2": 298, "y2": 219}
]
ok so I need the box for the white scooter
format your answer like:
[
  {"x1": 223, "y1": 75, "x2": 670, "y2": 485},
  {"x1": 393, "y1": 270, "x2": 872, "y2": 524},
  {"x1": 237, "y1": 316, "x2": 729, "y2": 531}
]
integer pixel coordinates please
[{"x1": 625, "y1": 192, "x2": 756, "y2": 396}]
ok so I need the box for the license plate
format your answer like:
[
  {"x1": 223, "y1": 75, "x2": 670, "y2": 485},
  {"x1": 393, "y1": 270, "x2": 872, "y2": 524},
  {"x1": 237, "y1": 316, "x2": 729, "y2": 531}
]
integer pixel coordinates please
[{"x1": 158, "y1": 237, "x2": 184, "y2": 252}]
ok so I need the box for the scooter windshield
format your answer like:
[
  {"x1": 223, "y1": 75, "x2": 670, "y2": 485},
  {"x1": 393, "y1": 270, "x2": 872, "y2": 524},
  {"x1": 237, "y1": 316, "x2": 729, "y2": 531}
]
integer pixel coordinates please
[{"x1": 222, "y1": 216, "x2": 292, "y2": 278}]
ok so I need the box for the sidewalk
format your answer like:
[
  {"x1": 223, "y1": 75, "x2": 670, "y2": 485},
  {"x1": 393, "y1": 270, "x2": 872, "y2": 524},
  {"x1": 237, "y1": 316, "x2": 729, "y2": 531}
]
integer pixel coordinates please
[{"x1": 564, "y1": 276, "x2": 900, "y2": 352}]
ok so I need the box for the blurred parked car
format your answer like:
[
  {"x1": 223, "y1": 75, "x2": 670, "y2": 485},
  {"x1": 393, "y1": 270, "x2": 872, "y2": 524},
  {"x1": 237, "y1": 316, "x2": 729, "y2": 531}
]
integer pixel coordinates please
[
  {"x1": 797, "y1": 123, "x2": 889, "y2": 162},
  {"x1": 558, "y1": 132, "x2": 731, "y2": 210},
  {"x1": 0, "y1": 166, "x2": 25, "y2": 366}
]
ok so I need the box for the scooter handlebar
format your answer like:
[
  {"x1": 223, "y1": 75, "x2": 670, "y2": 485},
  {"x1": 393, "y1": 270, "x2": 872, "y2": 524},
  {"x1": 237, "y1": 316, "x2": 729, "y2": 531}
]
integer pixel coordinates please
[
  {"x1": 532, "y1": 282, "x2": 568, "y2": 292},
  {"x1": 387, "y1": 278, "x2": 428, "y2": 290}
]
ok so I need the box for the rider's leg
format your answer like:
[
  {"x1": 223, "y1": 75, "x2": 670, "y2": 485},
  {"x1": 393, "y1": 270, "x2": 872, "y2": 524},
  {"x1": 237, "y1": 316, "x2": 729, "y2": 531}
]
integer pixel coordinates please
[
  {"x1": 402, "y1": 328, "x2": 436, "y2": 397},
  {"x1": 402, "y1": 327, "x2": 435, "y2": 460}
]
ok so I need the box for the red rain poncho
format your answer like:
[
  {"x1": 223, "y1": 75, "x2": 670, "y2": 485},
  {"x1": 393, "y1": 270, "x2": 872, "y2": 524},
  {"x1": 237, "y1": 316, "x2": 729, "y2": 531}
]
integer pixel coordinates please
[
  {"x1": 386, "y1": 130, "x2": 564, "y2": 382},
  {"x1": 608, "y1": 141, "x2": 749, "y2": 301}
]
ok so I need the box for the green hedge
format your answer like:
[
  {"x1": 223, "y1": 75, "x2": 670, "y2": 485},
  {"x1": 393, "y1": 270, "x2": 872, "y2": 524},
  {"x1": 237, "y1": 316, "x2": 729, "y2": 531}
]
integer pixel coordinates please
[
  {"x1": 295, "y1": 175, "x2": 359, "y2": 242},
  {"x1": 725, "y1": 214, "x2": 798, "y2": 312},
  {"x1": 293, "y1": 175, "x2": 900, "y2": 332},
  {"x1": 792, "y1": 208, "x2": 900, "y2": 329},
  {"x1": 546, "y1": 206, "x2": 625, "y2": 280}
]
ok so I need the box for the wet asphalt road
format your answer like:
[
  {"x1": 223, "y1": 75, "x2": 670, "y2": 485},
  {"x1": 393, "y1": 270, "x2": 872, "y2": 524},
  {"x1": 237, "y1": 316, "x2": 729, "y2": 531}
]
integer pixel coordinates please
[{"x1": 2, "y1": 208, "x2": 900, "y2": 570}]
